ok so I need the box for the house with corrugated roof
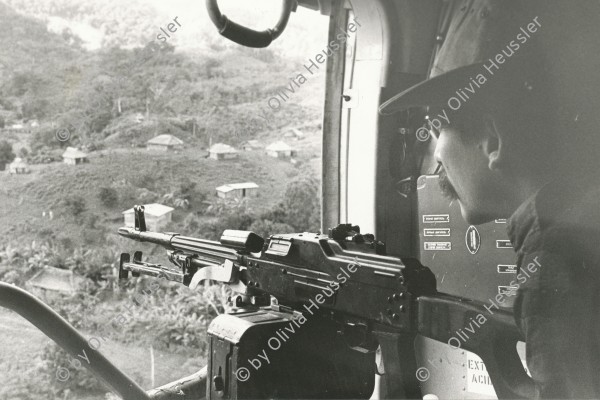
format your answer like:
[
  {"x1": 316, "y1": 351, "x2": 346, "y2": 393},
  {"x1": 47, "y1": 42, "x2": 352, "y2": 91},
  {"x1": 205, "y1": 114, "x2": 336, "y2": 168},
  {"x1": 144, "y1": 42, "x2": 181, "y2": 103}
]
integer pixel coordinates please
[
  {"x1": 209, "y1": 143, "x2": 238, "y2": 160},
  {"x1": 62, "y1": 147, "x2": 88, "y2": 165},
  {"x1": 266, "y1": 141, "x2": 296, "y2": 159},
  {"x1": 147, "y1": 134, "x2": 184, "y2": 151},
  {"x1": 283, "y1": 128, "x2": 304, "y2": 140},
  {"x1": 27, "y1": 266, "x2": 84, "y2": 294},
  {"x1": 122, "y1": 203, "x2": 174, "y2": 231},
  {"x1": 216, "y1": 182, "x2": 259, "y2": 199}
]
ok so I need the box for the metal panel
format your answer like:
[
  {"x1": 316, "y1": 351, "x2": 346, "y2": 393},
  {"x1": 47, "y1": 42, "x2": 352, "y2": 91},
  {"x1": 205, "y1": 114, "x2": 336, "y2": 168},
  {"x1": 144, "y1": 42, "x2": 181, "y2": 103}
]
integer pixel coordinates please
[
  {"x1": 416, "y1": 175, "x2": 518, "y2": 307},
  {"x1": 416, "y1": 336, "x2": 529, "y2": 399},
  {"x1": 321, "y1": 1, "x2": 348, "y2": 232}
]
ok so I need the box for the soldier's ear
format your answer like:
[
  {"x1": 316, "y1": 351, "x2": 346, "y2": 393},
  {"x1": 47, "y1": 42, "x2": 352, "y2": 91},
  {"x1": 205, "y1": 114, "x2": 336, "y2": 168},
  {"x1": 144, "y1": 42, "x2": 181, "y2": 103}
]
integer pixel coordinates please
[{"x1": 482, "y1": 113, "x2": 505, "y2": 171}]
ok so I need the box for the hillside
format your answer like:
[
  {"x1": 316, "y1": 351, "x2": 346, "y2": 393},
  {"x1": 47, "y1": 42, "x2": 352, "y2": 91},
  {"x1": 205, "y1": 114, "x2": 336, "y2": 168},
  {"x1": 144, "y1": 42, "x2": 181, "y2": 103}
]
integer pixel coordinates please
[
  {"x1": 0, "y1": 143, "x2": 319, "y2": 246},
  {"x1": 0, "y1": 0, "x2": 327, "y2": 144},
  {"x1": 0, "y1": 1, "x2": 326, "y2": 397}
]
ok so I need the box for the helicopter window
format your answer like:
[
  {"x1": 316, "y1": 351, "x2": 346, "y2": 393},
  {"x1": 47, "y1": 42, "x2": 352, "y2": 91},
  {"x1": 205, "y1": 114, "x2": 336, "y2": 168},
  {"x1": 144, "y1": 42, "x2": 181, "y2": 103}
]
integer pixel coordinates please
[{"x1": 0, "y1": 1, "x2": 329, "y2": 397}]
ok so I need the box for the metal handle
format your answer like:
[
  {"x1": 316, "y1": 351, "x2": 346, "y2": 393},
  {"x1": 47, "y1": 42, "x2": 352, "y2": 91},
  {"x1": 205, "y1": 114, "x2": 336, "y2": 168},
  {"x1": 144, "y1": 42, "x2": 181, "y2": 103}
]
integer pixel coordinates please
[
  {"x1": 206, "y1": 0, "x2": 296, "y2": 48},
  {"x1": 0, "y1": 282, "x2": 149, "y2": 400}
]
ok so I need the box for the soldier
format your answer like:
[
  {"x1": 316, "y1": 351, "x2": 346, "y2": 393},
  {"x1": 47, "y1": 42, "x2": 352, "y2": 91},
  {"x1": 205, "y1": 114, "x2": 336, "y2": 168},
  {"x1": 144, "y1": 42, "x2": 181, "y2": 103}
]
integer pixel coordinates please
[{"x1": 380, "y1": 1, "x2": 600, "y2": 398}]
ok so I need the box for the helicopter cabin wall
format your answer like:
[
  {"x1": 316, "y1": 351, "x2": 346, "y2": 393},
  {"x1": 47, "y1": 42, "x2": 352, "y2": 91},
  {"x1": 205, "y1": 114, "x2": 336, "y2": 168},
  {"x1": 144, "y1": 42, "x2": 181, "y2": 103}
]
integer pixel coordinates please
[{"x1": 321, "y1": 0, "x2": 530, "y2": 398}]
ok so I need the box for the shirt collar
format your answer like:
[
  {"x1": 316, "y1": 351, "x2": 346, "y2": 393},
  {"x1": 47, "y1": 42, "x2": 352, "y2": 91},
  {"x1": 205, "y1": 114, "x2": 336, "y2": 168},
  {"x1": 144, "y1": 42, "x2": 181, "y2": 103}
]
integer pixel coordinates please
[{"x1": 506, "y1": 174, "x2": 598, "y2": 254}]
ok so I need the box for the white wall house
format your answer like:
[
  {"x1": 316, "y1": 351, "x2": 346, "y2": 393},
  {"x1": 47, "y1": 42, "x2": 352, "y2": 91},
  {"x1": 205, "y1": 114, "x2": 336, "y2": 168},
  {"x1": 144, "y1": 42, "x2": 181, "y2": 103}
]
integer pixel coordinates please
[
  {"x1": 147, "y1": 134, "x2": 184, "y2": 151},
  {"x1": 62, "y1": 147, "x2": 88, "y2": 165},
  {"x1": 122, "y1": 203, "x2": 174, "y2": 232},
  {"x1": 216, "y1": 182, "x2": 259, "y2": 199},
  {"x1": 8, "y1": 158, "x2": 29, "y2": 174},
  {"x1": 209, "y1": 143, "x2": 239, "y2": 160},
  {"x1": 266, "y1": 141, "x2": 296, "y2": 159}
]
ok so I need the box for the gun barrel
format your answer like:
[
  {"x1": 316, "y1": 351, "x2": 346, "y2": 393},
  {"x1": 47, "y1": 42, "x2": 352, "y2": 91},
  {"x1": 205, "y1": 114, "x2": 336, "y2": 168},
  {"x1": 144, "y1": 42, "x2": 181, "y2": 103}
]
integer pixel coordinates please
[{"x1": 118, "y1": 227, "x2": 238, "y2": 265}]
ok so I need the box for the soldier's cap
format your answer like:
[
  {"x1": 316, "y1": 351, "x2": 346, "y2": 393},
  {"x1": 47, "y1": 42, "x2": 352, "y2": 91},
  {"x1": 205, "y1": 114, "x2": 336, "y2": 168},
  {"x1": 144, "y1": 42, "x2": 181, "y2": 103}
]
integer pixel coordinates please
[{"x1": 379, "y1": 0, "x2": 600, "y2": 116}]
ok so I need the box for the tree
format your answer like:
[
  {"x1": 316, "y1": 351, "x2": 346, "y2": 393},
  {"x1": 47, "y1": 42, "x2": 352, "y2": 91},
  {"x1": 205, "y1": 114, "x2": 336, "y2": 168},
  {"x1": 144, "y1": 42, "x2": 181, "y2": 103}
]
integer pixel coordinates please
[
  {"x1": 62, "y1": 196, "x2": 86, "y2": 218},
  {"x1": 0, "y1": 140, "x2": 15, "y2": 167},
  {"x1": 280, "y1": 177, "x2": 321, "y2": 232},
  {"x1": 98, "y1": 187, "x2": 118, "y2": 207},
  {"x1": 22, "y1": 98, "x2": 50, "y2": 120}
]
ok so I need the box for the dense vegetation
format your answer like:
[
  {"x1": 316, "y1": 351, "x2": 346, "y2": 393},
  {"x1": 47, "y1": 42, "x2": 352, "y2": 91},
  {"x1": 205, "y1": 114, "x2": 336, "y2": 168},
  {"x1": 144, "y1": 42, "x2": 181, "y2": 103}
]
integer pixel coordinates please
[{"x1": 0, "y1": 0, "x2": 323, "y2": 155}]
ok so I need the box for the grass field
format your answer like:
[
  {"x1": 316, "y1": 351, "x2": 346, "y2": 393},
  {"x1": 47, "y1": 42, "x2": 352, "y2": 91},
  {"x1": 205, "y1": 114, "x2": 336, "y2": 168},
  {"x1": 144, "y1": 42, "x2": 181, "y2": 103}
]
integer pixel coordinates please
[{"x1": 0, "y1": 307, "x2": 206, "y2": 400}]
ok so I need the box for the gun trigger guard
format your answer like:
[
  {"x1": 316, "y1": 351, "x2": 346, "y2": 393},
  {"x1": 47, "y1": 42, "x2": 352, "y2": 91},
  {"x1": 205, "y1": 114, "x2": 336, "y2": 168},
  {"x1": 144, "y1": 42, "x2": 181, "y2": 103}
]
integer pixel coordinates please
[{"x1": 189, "y1": 259, "x2": 237, "y2": 289}]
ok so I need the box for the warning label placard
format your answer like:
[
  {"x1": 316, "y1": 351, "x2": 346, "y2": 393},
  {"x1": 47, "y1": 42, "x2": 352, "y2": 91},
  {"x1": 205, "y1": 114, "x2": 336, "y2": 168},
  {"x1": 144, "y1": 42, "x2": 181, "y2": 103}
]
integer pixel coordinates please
[
  {"x1": 497, "y1": 264, "x2": 517, "y2": 274},
  {"x1": 423, "y1": 214, "x2": 450, "y2": 223},
  {"x1": 466, "y1": 352, "x2": 529, "y2": 396},
  {"x1": 496, "y1": 240, "x2": 513, "y2": 249},
  {"x1": 424, "y1": 228, "x2": 451, "y2": 237},
  {"x1": 424, "y1": 242, "x2": 451, "y2": 251},
  {"x1": 466, "y1": 353, "x2": 496, "y2": 396}
]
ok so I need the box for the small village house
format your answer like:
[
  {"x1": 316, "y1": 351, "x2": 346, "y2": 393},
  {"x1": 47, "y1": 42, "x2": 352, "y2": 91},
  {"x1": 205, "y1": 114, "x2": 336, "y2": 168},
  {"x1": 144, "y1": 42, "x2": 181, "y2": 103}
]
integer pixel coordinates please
[
  {"x1": 241, "y1": 140, "x2": 263, "y2": 151},
  {"x1": 283, "y1": 128, "x2": 304, "y2": 141},
  {"x1": 27, "y1": 266, "x2": 83, "y2": 295},
  {"x1": 8, "y1": 157, "x2": 29, "y2": 174},
  {"x1": 216, "y1": 182, "x2": 259, "y2": 200},
  {"x1": 62, "y1": 147, "x2": 88, "y2": 165},
  {"x1": 209, "y1": 143, "x2": 238, "y2": 160},
  {"x1": 122, "y1": 203, "x2": 174, "y2": 232},
  {"x1": 266, "y1": 141, "x2": 296, "y2": 159},
  {"x1": 147, "y1": 134, "x2": 184, "y2": 151}
]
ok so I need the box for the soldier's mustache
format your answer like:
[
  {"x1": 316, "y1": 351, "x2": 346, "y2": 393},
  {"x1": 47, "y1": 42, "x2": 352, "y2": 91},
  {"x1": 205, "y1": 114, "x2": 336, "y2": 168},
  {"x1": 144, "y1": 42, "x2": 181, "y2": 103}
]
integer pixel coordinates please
[{"x1": 438, "y1": 168, "x2": 459, "y2": 201}]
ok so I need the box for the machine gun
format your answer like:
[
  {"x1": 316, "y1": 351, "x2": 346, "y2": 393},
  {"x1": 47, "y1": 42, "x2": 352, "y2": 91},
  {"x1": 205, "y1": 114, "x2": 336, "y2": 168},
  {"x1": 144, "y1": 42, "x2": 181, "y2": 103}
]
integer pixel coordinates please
[{"x1": 116, "y1": 205, "x2": 534, "y2": 399}]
